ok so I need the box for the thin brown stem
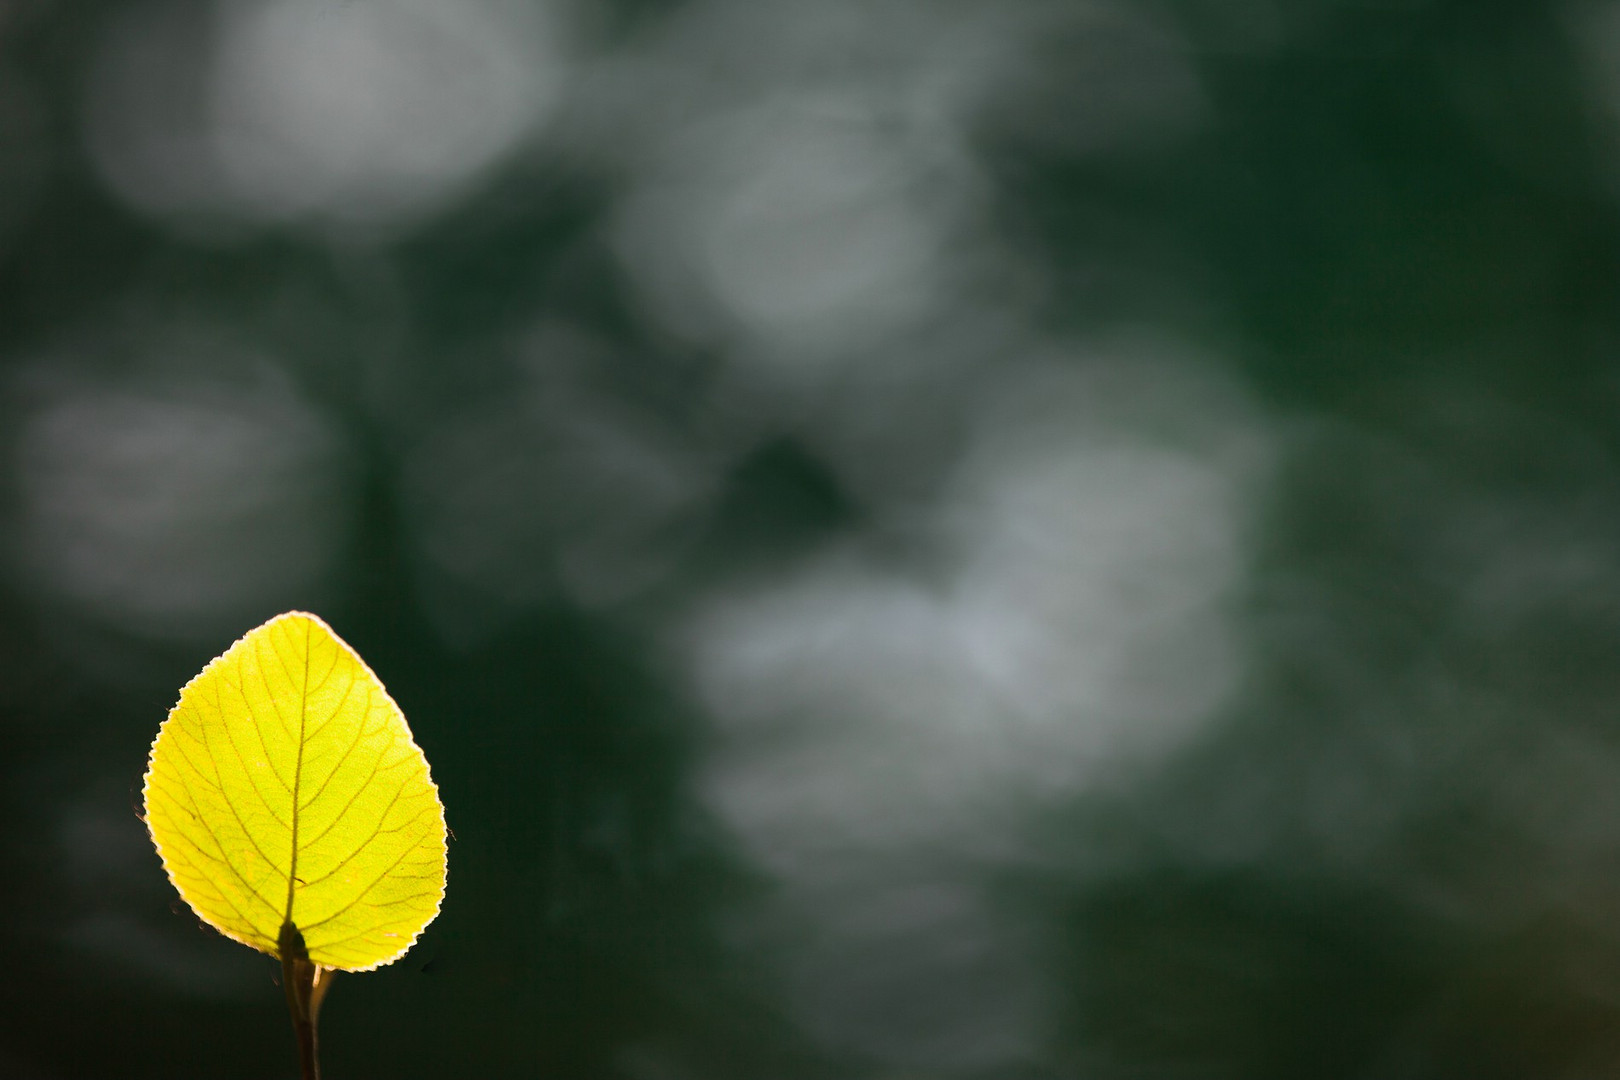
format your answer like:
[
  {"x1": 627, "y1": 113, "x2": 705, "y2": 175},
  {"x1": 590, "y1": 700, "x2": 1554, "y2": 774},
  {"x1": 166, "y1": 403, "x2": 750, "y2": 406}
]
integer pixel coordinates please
[{"x1": 280, "y1": 922, "x2": 335, "y2": 1080}]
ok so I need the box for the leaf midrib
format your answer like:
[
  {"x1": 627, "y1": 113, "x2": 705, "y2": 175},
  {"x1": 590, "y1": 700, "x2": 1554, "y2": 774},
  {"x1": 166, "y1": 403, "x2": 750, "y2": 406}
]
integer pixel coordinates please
[{"x1": 283, "y1": 618, "x2": 312, "y2": 926}]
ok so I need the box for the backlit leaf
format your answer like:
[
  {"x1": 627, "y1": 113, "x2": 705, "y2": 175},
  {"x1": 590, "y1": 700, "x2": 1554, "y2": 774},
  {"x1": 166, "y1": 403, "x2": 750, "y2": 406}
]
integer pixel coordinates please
[{"x1": 143, "y1": 611, "x2": 447, "y2": 972}]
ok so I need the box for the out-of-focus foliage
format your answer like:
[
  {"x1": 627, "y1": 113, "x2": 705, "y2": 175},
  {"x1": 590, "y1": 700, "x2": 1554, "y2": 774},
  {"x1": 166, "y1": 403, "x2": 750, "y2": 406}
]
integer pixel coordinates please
[{"x1": 4, "y1": 0, "x2": 1620, "y2": 1077}]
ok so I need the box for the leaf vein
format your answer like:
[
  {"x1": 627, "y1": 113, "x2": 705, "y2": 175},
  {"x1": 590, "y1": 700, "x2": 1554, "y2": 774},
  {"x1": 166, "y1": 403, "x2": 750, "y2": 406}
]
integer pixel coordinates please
[
  {"x1": 296, "y1": 781, "x2": 424, "y2": 890},
  {"x1": 305, "y1": 892, "x2": 442, "y2": 950},
  {"x1": 298, "y1": 681, "x2": 367, "y2": 803},
  {"x1": 294, "y1": 836, "x2": 435, "y2": 933},
  {"x1": 201, "y1": 679, "x2": 289, "y2": 911}
]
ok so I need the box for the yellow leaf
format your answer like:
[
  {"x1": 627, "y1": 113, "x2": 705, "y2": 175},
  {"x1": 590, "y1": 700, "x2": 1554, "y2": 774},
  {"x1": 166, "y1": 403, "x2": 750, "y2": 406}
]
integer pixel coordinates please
[{"x1": 143, "y1": 611, "x2": 447, "y2": 972}]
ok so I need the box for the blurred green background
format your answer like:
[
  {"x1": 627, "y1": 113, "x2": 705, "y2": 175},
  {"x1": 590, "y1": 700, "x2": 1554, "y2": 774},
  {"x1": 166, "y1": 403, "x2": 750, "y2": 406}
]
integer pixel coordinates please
[{"x1": 5, "y1": 0, "x2": 1620, "y2": 1076}]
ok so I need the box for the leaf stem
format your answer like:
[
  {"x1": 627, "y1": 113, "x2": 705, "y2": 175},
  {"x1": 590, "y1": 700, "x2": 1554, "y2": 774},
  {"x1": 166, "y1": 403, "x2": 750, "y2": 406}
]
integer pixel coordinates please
[{"x1": 280, "y1": 921, "x2": 335, "y2": 1080}]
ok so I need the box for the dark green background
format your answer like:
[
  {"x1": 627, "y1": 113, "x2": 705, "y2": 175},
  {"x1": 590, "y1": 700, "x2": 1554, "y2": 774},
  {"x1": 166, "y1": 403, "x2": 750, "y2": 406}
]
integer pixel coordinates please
[{"x1": 5, "y1": 0, "x2": 1620, "y2": 1077}]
